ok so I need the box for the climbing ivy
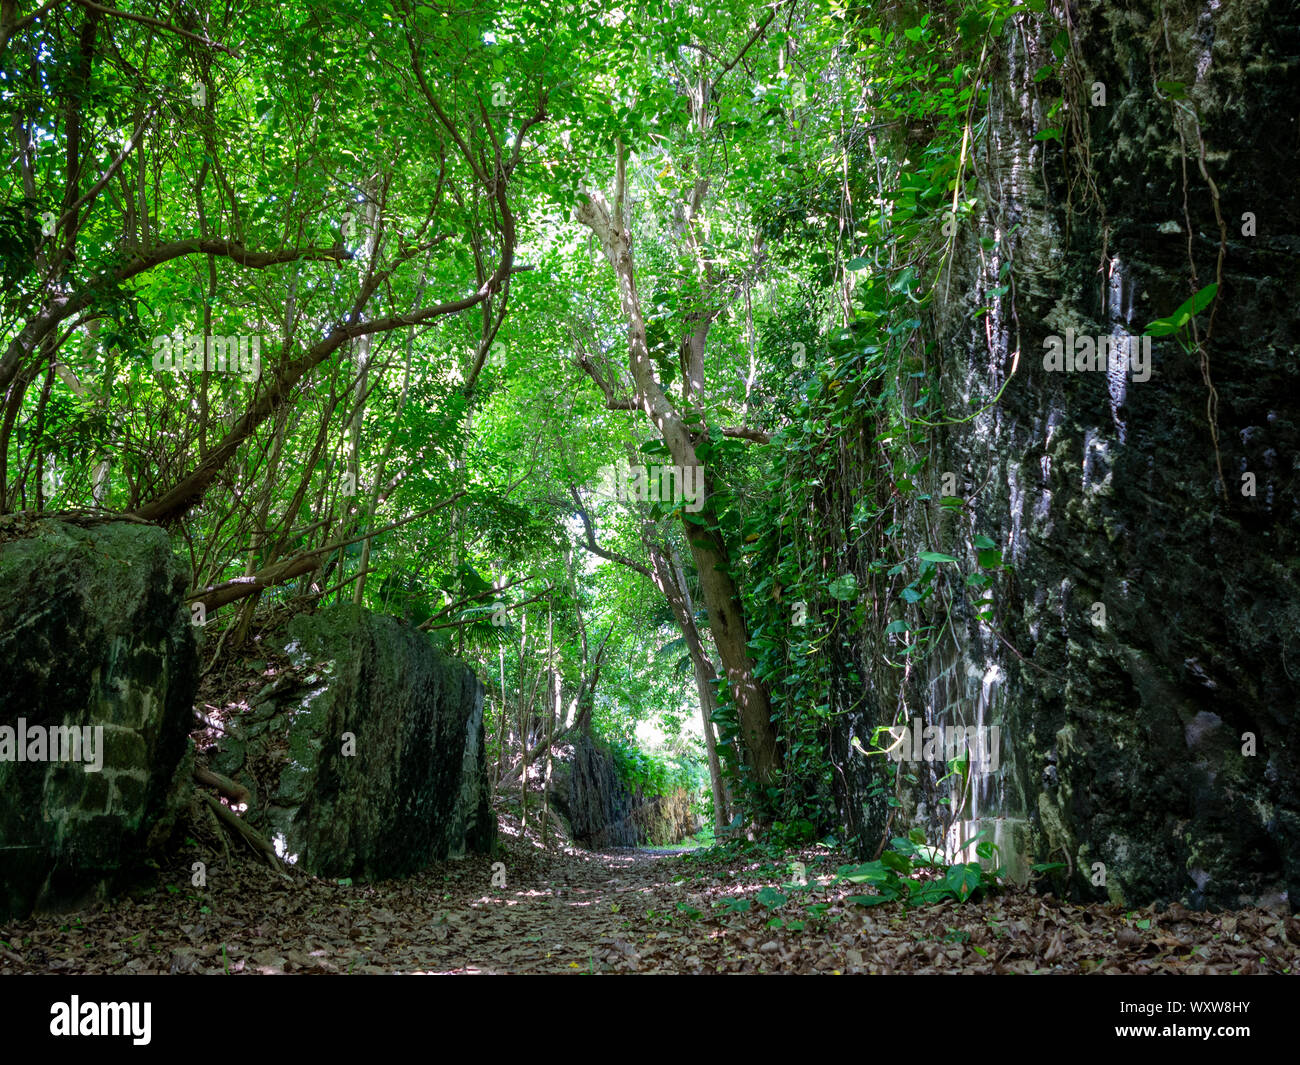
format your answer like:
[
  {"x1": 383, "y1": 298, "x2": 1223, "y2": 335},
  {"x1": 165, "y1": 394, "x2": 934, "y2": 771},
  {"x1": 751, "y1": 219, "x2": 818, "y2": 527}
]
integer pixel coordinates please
[{"x1": 726, "y1": 0, "x2": 1029, "y2": 845}]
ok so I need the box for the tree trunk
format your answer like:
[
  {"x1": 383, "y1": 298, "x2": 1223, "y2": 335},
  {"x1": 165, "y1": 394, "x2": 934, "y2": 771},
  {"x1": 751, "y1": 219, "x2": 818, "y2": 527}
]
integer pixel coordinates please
[
  {"x1": 576, "y1": 146, "x2": 780, "y2": 792},
  {"x1": 495, "y1": 641, "x2": 508, "y2": 785},
  {"x1": 647, "y1": 540, "x2": 731, "y2": 832},
  {"x1": 540, "y1": 669, "x2": 558, "y2": 847}
]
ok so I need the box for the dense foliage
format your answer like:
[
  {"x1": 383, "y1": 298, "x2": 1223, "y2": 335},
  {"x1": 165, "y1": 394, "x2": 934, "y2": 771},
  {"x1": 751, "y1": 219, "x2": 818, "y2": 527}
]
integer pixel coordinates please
[{"x1": 2, "y1": 0, "x2": 1077, "y2": 844}]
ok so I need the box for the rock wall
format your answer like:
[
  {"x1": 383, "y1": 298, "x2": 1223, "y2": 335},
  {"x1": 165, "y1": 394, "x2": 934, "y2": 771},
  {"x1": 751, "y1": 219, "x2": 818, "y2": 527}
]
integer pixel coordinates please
[
  {"x1": 551, "y1": 733, "x2": 638, "y2": 847},
  {"x1": 211, "y1": 605, "x2": 494, "y2": 878},
  {"x1": 838, "y1": 0, "x2": 1299, "y2": 910},
  {"x1": 633, "y1": 788, "x2": 698, "y2": 847},
  {"x1": 0, "y1": 518, "x2": 196, "y2": 920},
  {"x1": 550, "y1": 733, "x2": 698, "y2": 848}
]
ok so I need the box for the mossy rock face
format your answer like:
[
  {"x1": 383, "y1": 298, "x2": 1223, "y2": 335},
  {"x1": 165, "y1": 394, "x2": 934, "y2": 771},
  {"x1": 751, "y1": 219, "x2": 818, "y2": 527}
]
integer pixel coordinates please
[
  {"x1": 832, "y1": 0, "x2": 1300, "y2": 910},
  {"x1": 215, "y1": 604, "x2": 493, "y2": 879},
  {"x1": 633, "y1": 788, "x2": 699, "y2": 848},
  {"x1": 0, "y1": 519, "x2": 197, "y2": 920},
  {"x1": 561, "y1": 733, "x2": 640, "y2": 848},
  {"x1": 550, "y1": 734, "x2": 698, "y2": 849}
]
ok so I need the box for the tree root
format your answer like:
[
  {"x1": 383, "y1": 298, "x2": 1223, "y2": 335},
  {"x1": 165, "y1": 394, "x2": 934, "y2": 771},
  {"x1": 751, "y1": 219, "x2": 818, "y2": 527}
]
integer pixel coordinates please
[
  {"x1": 194, "y1": 765, "x2": 252, "y2": 806},
  {"x1": 198, "y1": 791, "x2": 284, "y2": 873},
  {"x1": 203, "y1": 797, "x2": 231, "y2": 864}
]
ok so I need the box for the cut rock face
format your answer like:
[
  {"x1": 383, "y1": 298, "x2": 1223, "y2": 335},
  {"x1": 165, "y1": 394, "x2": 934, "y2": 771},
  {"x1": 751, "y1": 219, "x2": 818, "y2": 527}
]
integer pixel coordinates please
[
  {"x1": 212, "y1": 604, "x2": 494, "y2": 879},
  {"x1": 548, "y1": 733, "x2": 699, "y2": 848},
  {"x1": 830, "y1": 0, "x2": 1300, "y2": 910},
  {"x1": 0, "y1": 518, "x2": 196, "y2": 921}
]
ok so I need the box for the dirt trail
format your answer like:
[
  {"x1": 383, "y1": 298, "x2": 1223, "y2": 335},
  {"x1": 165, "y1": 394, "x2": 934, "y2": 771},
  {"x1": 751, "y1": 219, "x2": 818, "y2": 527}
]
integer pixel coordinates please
[
  {"x1": 2, "y1": 833, "x2": 1296, "y2": 974},
  {"x1": 0, "y1": 840, "x2": 702, "y2": 975}
]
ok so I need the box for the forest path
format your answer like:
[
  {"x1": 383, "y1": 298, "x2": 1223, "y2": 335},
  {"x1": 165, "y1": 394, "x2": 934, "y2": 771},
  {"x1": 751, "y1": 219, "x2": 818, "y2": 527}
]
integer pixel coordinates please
[{"x1": 1, "y1": 834, "x2": 1293, "y2": 974}]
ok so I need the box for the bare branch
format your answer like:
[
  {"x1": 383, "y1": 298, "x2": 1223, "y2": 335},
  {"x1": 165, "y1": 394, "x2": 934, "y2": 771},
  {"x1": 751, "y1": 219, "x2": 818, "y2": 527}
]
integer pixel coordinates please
[
  {"x1": 0, "y1": 0, "x2": 60, "y2": 54},
  {"x1": 688, "y1": 424, "x2": 772, "y2": 444},
  {"x1": 187, "y1": 491, "x2": 468, "y2": 611},
  {"x1": 69, "y1": 0, "x2": 237, "y2": 54},
  {"x1": 0, "y1": 239, "x2": 350, "y2": 396},
  {"x1": 568, "y1": 483, "x2": 652, "y2": 577},
  {"x1": 572, "y1": 336, "x2": 639, "y2": 410}
]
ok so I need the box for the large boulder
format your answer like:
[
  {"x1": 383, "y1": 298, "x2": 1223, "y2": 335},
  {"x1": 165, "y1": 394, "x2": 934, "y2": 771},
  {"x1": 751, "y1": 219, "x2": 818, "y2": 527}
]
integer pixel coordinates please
[
  {"x1": 211, "y1": 604, "x2": 494, "y2": 878},
  {"x1": 0, "y1": 517, "x2": 196, "y2": 920}
]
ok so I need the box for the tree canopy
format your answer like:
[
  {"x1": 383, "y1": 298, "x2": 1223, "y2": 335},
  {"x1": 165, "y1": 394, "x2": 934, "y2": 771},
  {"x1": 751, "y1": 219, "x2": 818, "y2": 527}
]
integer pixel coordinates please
[{"x1": 3, "y1": 0, "x2": 1075, "y2": 839}]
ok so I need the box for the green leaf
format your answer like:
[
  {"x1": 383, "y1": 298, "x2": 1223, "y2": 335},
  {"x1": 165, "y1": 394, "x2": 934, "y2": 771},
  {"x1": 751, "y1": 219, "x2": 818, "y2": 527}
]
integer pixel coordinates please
[
  {"x1": 838, "y1": 861, "x2": 892, "y2": 884},
  {"x1": 943, "y1": 863, "x2": 983, "y2": 901},
  {"x1": 1144, "y1": 283, "x2": 1217, "y2": 336},
  {"x1": 828, "y1": 573, "x2": 858, "y2": 600},
  {"x1": 919, "y1": 550, "x2": 958, "y2": 563},
  {"x1": 1144, "y1": 316, "x2": 1181, "y2": 338},
  {"x1": 847, "y1": 893, "x2": 896, "y2": 908},
  {"x1": 880, "y1": 849, "x2": 912, "y2": 873}
]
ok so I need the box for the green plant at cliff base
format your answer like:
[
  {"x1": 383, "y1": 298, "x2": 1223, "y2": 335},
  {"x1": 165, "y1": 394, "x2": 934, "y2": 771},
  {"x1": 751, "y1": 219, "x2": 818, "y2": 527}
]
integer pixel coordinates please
[{"x1": 835, "y1": 828, "x2": 1001, "y2": 908}]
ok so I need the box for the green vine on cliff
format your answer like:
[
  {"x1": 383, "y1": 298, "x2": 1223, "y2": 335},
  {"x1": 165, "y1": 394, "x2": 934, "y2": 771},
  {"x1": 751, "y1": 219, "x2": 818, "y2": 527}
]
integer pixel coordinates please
[
  {"x1": 1155, "y1": 9, "x2": 1230, "y2": 500},
  {"x1": 731, "y1": 0, "x2": 1024, "y2": 838}
]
